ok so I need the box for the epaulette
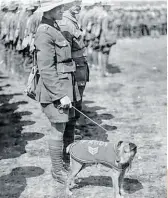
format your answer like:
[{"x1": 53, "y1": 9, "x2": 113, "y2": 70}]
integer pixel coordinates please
[{"x1": 37, "y1": 24, "x2": 50, "y2": 32}]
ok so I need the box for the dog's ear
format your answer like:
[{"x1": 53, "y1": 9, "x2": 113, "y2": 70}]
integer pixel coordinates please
[
  {"x1": 117, "y1": 141, "x2": 123, "y2": 148},
  {"x1": 129, "y1": 143, "x2": 137, "y2": 153}
]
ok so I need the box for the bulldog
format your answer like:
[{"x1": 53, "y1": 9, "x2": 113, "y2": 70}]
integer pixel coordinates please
[{"x1": 65, "y1": 140, "x2": 137, "y2": 198}]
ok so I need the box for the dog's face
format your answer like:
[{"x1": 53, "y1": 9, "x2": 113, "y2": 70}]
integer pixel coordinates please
[{"x1": 116, "y1": 141, "x2": 137, "y2": 165}]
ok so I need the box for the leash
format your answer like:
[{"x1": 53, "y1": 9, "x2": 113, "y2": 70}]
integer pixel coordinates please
[{"x1": 72, "y1": 106, "x2": 108, "y2": 133}]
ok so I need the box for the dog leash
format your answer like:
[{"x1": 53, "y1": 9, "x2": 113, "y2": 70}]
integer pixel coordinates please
[{"x1": 72, "y1": 106, "x2": 108, "y2": 133}]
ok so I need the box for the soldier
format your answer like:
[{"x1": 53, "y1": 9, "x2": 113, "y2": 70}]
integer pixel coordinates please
[
  {"x1": 34, "y1": 0, "x2": 81, "y2": 184},
  {"x1": 91, "y1": 12, "x2": 103, "y2": 69},
  {"x1": 0, "y1": 1, "x2": 9, "y2": 66},
  {"x1": 160, "y1": 5, "x2": 167, "y2": 35},
  {"x1": 29, "y1": 2, "x2": 42, "y2": 53},
  {"x1": 22, "y1": 4, "x2": 40, "y2": 69},
  {"x1": 81, "y1": 5, "x2": 99, "y2": 67},
  {"x1": 4, "y1": 1, "x2": 18, "y2": 71},
  {"x1": 99, "y1": 9, "x2": 117, "y2": 77},
  {"x1": 0, "y1": 1, "x2": 8, "y2": 37},
  {"x1": 58, "y1": 0, "x2": 89, "y2": 165},
  {"x1": 149, "y1": 8, "x2": 160, "y2": 38}
]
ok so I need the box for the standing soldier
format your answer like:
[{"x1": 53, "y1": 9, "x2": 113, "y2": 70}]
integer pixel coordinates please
[
  {"x1": 22, "y1": 3, "x2": 40, "y2": 69},
  {"x1": 34, "y1": 0, "x2": 81, "y2": 184},
  {"x1": 58, "y1": 0, "x2": 89, "y2": 165},
  {"x1": 81, "y1": 5, "x2": 98, "y2": 67},
  {"x1": 99, "y1": 9, "x2": 117, "y2": 77},
  {"x1": 160, "y1": 5, "x2": 167, "y2": 35},
  {"x1": 0, "y1": 1, "x2": 8, "y2": 66},
  {"x1": 0, "y1": 1, "x2": 8, "y2": 37},
  {"x1": 91, "y1": 13, "x2": 103, "y2": 69},
  {"x1": 5, "y1": 1, "x2": 18, "y2": 71}
]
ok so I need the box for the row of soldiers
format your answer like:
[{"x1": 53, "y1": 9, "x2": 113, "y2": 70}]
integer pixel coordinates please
[
  {"x1": 77, "y1": 3, "x2": 167, "y2": 73},
  {"x1": 0, "y1": 1, "x2": 42, "y2": 74},
  {"x1": 0, "y1": 1, "x2": 167, "y2": 77},
  {"x1": 79, "y1": 3, "x2": 167, "y2": 39}
]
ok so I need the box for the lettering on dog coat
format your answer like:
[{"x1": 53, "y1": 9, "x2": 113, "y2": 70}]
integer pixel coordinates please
[{"x1": 69, "y1": 140, "x2": 129, "y2": 171}]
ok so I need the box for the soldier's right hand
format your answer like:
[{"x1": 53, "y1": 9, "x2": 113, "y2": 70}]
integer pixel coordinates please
[{"x1": 60, "y1": 96, "x2": 72, "y2": 109}]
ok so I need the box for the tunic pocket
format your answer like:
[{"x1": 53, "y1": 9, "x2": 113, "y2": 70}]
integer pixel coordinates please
[{"x1": 55, "y1": 40, "x2": 71, "y2": 63}]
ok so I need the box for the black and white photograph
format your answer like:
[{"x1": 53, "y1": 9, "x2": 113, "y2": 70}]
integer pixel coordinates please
[{"x1": 0, "y1": 0, "x2": 166, "y2": 197}]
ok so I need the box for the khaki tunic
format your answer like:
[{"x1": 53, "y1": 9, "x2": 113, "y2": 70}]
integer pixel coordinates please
[{"x1": 34, "y1": 16, "x2": 80, "y2": 103}]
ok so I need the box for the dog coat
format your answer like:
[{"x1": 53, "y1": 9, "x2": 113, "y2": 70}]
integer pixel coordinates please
[{"x1": 69, "y1": 140, "x2": 129, "y2": 171}]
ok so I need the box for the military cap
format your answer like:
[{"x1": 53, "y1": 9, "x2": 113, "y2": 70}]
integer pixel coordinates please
[
  {"x1": 8, "y1": 1, "x2": 18, "y2": 11},
  {"x1": 38, "y1": 0, "x2": 76, "y2": 12}
]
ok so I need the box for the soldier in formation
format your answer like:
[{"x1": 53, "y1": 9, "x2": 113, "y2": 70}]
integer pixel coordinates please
[
  {"x1": 78, "y1": 3, "x2": 166, "y2": 75},
  {"x1": 0, "y1": 1, "x2": 166, "y2": 76}
]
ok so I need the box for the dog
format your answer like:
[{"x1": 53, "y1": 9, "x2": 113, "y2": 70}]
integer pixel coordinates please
[{"x1": 65, "y1": 140, "x2": 137, "y2": 198}]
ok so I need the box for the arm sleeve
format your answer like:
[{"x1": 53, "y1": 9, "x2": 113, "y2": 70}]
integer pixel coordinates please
[{"x1": 35, "y1": 30, "x2": 66, "y2": 100}]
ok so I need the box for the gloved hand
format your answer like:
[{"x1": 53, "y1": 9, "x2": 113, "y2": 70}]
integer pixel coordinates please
[{"x1": 60, "y1": 96, "x2": 72, "y2": 109}]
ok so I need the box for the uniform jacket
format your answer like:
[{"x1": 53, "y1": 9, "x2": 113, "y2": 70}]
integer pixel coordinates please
[
  {"x1": 34, "y1": 16, "x2": 80, "y2": 103},
  {"x1": 23, "y1": 10, "x2": 42, "y2": 51},
  {"x1": 100, "y1": 14, "x2": 117, "y2": 47},
  {"x1": 59, "y1": 11, "x2": 89, "y2": 85},
  {"x1": 8, "y1": 12, "x2": 18, "y2": 43},
  {"x1": 69, "y1": 140, "x2": 129, "y2": 171},
  {"x1": 0, "y1": 12, "x2": 8, "y2": 39}
]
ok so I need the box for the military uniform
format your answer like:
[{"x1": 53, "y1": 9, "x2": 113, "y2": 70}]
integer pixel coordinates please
[
  {"x1": 99, "y1": 10, "x2": 116, "y2": 77},
  {"x1": 35, "y1": 16, "x2": 80, "y2": 106},
  {"x1": 59, "y1": 10, "x2": 89, "y2": 162},
  {"x1": 16, "y1": 9, "x2": 29, "y2": 52}
]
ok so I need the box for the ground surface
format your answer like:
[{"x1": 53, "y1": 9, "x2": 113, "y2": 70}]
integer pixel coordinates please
[{"x1": 0, "y1": 36, "x2": 166, "y2": 198}]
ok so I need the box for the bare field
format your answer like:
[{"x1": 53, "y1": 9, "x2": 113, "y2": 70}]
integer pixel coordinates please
[{"x1": 0, "y1": 36, "x2": 166, "y2": 198}]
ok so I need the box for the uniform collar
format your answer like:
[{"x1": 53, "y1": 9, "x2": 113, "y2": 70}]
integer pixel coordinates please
[
  {"x1": 63, "y1": 10, "x2": 78, "y2": 24},
  {"x1": 41, "y1": 16, "x2": 60, "y2": 31}
]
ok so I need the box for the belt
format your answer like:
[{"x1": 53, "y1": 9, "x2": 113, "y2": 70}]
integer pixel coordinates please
[
  {"x1": 58, "y1": 58, "x2": 72, "y2": 64},
  {"x1": 57, "y1": 61, "x2": 76, "y2": 73},
  {"x1": 72, "y1": 49, "x2": 86, "y2": 58}
]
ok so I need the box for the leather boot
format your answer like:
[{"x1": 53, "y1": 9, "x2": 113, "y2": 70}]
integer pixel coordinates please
[
  {"x1": 48, "y1": 139, "x2": 67, "y2": 184},
  {"x1": 63, "y1": 120, "x2": 75, "y2": 164}
]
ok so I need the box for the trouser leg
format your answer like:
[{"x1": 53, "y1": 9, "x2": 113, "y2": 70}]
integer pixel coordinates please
[
  {"x1": 101, "y1": 52, "x2": 109, "y2": 77},
  {"x1": 4, "y1": 43, "x2": 8, "y2": 68},
  {"x1": 92, "y1": 50, "x2": 98, "y2": 69}
]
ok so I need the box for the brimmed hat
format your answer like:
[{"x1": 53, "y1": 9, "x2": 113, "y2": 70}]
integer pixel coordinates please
[
  {"x1": 8, "y1": 1, "x2": 18, "y2": 11},
  {"x1": 38, "y1": 0, "x2": 76, "y2": 12}
]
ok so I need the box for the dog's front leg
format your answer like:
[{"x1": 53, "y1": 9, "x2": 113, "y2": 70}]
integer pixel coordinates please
[
  {"x1": 66, "y1": 158, "x2": 83, "y2": 197},
  {"x1": 111, "y1": 170, "x2": 123, "y2": 198},
  {"x1": 119, "y1": 169, "x2": 126, "y2": 196}
]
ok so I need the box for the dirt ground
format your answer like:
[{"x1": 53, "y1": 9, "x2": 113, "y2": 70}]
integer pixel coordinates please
[{"x1": 0, "y1": 36, "x2": 166, "y2": 198}]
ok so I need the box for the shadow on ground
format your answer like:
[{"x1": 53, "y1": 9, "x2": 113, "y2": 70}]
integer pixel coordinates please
[
  {"x1": 75, "y1": 176, "x2": 143, "y2": 194},
  {"x1": 107, "y1": 64, "x2": 121, "y2": 74},
  {"x1": 0, "y1": 166, "x2": 44, "y2": 198},
  {"x1": 77, "y1": 100, "x2": 117, "y2": 142},
  {"x1": 0, "y1": 83, "x2": 44, "y2": 160}
]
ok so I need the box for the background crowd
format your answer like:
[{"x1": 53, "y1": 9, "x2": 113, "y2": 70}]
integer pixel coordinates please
[{"x1": 0, "y1": 0, "x2": 167, "y2": 76}]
